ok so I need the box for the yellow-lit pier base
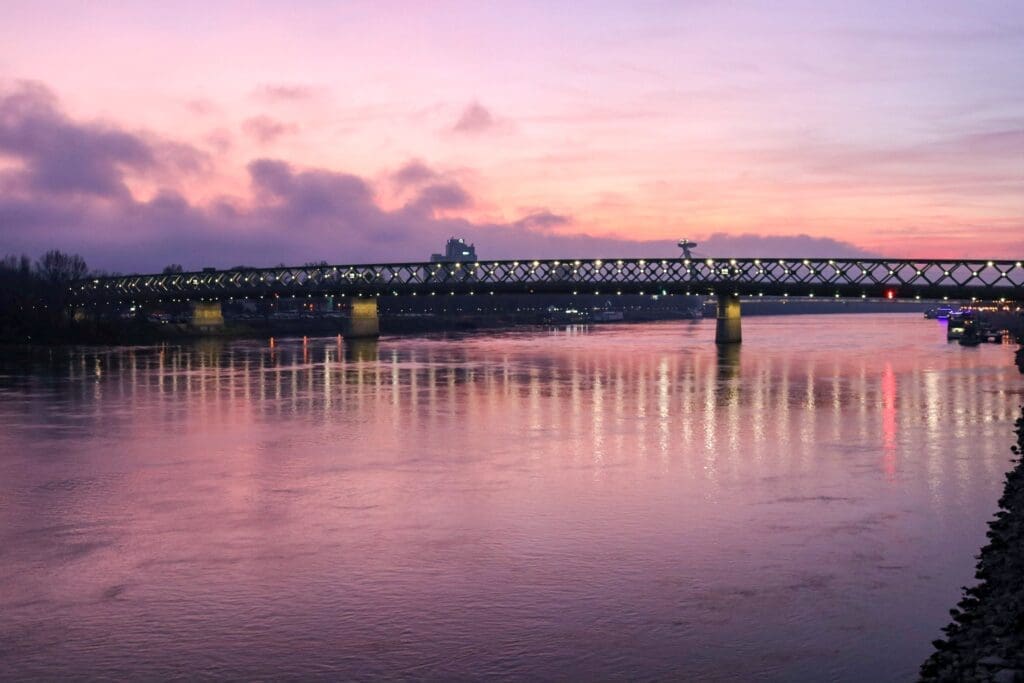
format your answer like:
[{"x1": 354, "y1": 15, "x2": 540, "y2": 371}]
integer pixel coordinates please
[
  {"x1": 715, "y1": 293, "x2": 742, "y2": 344},
  {"x1": 191, "y1": 301, "x2": 224, "y2": 329},
  {"x1": 345, "y1": 298, "x2": 380, "y2": 338}
]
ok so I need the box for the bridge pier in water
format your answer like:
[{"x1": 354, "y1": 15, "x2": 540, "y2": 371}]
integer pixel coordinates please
[
  {"x1": 191, "y1": 301, "x2": 224, "y2": 329},
  {"x1": 344, "y1": 298, "x2": 380, "y2": 339},
  {"x1": 715, "y1": 293, "x2": 742, "y2": 344}
]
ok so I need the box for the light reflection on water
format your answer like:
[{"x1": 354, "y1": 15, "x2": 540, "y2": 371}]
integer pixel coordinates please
[{"x1": 0, "y1": 314, "x2": 1020, "y2": 681}]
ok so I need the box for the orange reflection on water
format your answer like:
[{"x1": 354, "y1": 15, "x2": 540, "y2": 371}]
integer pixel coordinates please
[{"x1": 882, "y1": 362, "x2": 898, "y2": 480}]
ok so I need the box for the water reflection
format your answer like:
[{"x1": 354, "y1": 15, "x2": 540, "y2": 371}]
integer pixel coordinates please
[
  {"x1": 0, "y1": 315, "x2": 1019, "y2": 682},
  {"x1": 2, "y1": 322, "x2": 1018, "y2": 517}
]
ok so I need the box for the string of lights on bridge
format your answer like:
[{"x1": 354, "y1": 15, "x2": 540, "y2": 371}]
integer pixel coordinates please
[{"x1": 70, "y1": 257, "x2": 1024, "y2": 308}]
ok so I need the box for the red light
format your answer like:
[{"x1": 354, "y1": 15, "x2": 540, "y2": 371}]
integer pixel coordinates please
[{"x1": 886, "y1": 290, "x2": 895, "y2": 300}]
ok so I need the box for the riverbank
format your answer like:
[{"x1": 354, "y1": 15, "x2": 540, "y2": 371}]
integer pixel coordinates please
[{"x1": 920, "y1": 407, "x2": 1024, "y2": 682}]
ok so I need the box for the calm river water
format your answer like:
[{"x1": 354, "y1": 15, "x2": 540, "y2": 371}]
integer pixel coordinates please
[{"x1": 1, "y1": 314, "x2": 1021, "y2": 681}]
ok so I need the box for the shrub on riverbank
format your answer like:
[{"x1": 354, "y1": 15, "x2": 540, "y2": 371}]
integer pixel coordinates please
[{"x1": 920, "y1": 407, "x2": 1024, "y2": 681}]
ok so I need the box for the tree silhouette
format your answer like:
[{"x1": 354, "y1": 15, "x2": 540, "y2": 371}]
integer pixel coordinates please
[{"x1": 35, "y1": 250, "x2": 89, "y2": 284}]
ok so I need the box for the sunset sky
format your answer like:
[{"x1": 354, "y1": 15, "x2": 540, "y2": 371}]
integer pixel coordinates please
[{"x1": 1, "y1": 1, "x2": 1022, "y2": 272}]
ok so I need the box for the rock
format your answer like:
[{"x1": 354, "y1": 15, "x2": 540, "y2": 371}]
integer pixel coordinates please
[
  {"x1": 981, "y1": 655, "x2": 1010, "y2": 667},
  {"x1": 993, "y1": 669, "x2": 1020, "y2": 683}
]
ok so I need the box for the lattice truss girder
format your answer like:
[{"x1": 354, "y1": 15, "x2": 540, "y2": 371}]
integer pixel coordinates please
[{"x1": 70, "y1": 258, "x2": 1024, "y2": 303}]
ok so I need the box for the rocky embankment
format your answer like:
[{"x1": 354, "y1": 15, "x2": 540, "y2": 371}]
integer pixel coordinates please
[{"x1": 920, "y1": 407, "x2": 1024, "y2": 682}]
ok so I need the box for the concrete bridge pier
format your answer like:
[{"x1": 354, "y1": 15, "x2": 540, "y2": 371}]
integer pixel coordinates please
[
  {"x1": 344, "y1": 298, "x2": 380, "y2": 338},
  {"x1": 715, "y1": 293, "x2": 742, "y2": 344},
  {"x1": 191, "y1": 301, "x2": 224, "y2": 329}
]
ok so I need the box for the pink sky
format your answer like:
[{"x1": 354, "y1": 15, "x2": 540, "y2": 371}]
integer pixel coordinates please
[{"x1": 1, "y1": 1, "x2": 1022, "y2": 271}]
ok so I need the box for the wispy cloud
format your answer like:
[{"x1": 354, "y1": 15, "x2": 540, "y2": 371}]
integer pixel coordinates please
[
  {"x1": 242, "y1": 115, "x2": 297, "y2": 144},
  {"x1": 452, "y1": 101, "x2": 496, "y2": 134},
  {"x1": 253, "y1": 83, "x2": 318, "y2": 102}
]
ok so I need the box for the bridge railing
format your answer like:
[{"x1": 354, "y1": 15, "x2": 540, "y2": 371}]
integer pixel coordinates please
[{"x1": 70, "y1": 257, "x2": 1024, "y2": 304}]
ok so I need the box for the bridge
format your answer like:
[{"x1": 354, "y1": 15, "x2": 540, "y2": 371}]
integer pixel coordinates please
[{"x1": 71, "y1": 257, "x2": 1024, "y2": 343}]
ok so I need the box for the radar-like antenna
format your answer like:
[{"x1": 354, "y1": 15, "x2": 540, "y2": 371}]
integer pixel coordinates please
[{"x1": 678, "y1": 239, "x2": 698, "y2": 258}]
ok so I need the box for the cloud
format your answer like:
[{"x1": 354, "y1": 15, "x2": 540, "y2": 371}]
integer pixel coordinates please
[
  {"x1": 452, "y1": 101, "x2": 495, "y2": 133},
  {"x1": 512, "y1": 211, "x2": 571, "y2": 232},
  {"x1": 0, "y1": 80, "x2": 902, "y2": 273},
  {"x1": 253, "y1": 83, "x2": 317, "y2": 102},
  {"x1": 391, "y1": 159, "x2": 442, "y2": 187},
  {"x1": 0, "y1": 80, "x2": 208, "y2": 199},
  {"x1": 698, "y1": 233, "x2": 875, "y2": 258},
  {"x1": 242, "y1": 115, "x2": 297, "y2": 144},
  {"x1": 204, "y1": 128, "x2": 233, "y2": 153},
  {"x1": 185, "y1": 98, "x2": 216, "y2": 116},
  {"x1": 407, "y1": 183, "x2": 473, "y2": 213}
]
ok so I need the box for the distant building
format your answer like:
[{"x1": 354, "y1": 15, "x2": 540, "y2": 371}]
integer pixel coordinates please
[{"x1": 431, "y1": 237, "x2": 477, "y2": 262}]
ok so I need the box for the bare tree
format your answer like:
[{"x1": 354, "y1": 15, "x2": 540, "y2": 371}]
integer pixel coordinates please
[
  {"x1": 162, "y1": 264, "x2": 184, "y2": 274},
  {"x1": 35, "y1": 250, "x2": 89, "y2": 284}
]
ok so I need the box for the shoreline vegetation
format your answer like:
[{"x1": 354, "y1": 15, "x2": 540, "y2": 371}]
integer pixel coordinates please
[{"x1": 920, "y1": 407, "x2": 1024, "y2": 682}]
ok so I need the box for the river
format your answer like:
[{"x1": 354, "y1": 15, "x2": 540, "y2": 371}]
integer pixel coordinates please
[{"x1": 1, "y1": 314, "x2": 1020, "y2": 681}]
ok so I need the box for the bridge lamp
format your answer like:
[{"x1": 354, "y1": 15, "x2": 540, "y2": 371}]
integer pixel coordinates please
[
  {"x1": 834, "y1": 293, "x2": 839, "y2": 298},
  {"x1": 783, "y1": 293, "x2": 789, "y2": 297},
  {"x1": 944, "y1": 271, "x2": 950, "y2": 276},
  {"x1": 808, "y1": 293, "x2": 814, "y2": 298},
  {"x1": 886, "y1": 290, "x2": 896, "y2": 300},
  {"x1": 988, "y1": 261, "x2": 994, "y2": 266},
  {"x1": 803, "y1": 259, "x2": 809, "y2": 265},
  {"x1": 706, "y1": 258, "x2": 714, "y2": 265},
  {"x1": 862, "y1": 294, "x2": 867, "y2": 299}
]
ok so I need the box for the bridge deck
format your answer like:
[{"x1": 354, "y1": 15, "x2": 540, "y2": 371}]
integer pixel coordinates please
[{"x1": 71, "y1": 257, "x2": 1024, "y2": 304}]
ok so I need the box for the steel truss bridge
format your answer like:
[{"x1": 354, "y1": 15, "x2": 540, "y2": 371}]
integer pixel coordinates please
[{"x1": 72, "y1": 257, "x2": 1024, "y2": 305}]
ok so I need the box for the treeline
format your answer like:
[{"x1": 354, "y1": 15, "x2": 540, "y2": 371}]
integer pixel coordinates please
[{"x1": 0, "y1": 250, "x2": 94, "y2": 343}]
